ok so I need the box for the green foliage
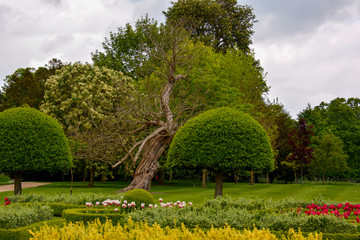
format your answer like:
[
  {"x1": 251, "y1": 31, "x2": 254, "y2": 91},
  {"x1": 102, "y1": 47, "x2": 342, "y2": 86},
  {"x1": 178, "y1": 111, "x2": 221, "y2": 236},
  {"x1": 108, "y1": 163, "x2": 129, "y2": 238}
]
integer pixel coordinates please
[
  {"x1": 0, "y1": 218, "x2": 65, "y2": 240},
  {"x1": 92, "y1": 19, "x2": 152, "y2": 80},
  {"x1": 168, "y1": 107, "x2": 274, "y2": 173},
  {"x1": 300, "y1": 98, "x2": 360, "y2": 170},
  {"x1": 62, "y1": 208, "x2": 127, "y2": 224},
  {"x1": 0, "y1": 204, "x2": 53, "y2": 229},
  {"x1": 123, "y1": 189, "x2": 156, "y2": 206},
  {"x1": 0, "y1": 173, "x2": 11, "y2": 183},
  {"x1": 0, "y1": 107, "x2": 72, "y2": 173},
  {"x1": 164, "y1": 0, "x2": 256, "y2": 53},
  {"x1": 311, "y1": 132, "x2": 348, "y2": 181}
]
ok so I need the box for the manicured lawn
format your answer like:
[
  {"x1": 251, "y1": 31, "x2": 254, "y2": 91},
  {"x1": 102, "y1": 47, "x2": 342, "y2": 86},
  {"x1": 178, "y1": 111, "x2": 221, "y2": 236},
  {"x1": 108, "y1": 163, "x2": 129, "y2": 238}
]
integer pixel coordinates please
[{"x1": 1, "y1": 180, "x2": 360, "y2": 205}]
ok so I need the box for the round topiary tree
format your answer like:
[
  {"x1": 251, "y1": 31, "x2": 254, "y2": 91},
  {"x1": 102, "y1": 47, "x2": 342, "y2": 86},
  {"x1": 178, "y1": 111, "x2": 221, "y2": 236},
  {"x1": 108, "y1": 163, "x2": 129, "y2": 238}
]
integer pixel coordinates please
[
  {"x1": 123, "y1": 189, "x2": 156, "y2": 207},
  {"x1": 0, "y1": 106, "x2": 72, "y2": 195},
  {"x1": 168, "y1": 107, "x2": 274, "y2": 197}
]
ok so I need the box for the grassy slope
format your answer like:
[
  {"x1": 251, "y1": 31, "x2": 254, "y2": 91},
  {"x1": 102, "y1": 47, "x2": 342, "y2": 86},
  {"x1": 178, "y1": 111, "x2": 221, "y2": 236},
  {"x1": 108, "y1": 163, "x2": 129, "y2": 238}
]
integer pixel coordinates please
[{"x1": 1, "y1": 181, "x2": 359, "y2": 205}]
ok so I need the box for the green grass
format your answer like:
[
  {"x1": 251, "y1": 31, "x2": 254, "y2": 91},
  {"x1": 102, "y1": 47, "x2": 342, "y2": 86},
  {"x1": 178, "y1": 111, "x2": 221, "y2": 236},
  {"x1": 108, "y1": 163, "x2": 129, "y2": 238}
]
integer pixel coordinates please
[{"x1": 1, "y1": 180, "x2": 360, "y2": 205}]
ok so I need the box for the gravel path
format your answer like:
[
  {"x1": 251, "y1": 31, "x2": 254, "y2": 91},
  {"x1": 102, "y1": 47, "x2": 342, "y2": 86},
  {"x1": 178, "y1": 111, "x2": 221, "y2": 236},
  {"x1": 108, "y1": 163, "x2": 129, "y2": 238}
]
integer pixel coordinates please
[{"x1": 0, "y1": 182, "x2": 50, "y2": 192}]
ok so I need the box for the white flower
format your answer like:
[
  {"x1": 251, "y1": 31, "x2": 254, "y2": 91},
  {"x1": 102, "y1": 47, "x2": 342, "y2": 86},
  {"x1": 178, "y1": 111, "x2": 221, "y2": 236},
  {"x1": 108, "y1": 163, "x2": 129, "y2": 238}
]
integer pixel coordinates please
[
  {"x1": 188, "y1": 202, "x2": 193, "y2": 206},
  {"x1": 95, "y1": 202, "x2": 100, "y2": 206},
  {"x1": 141, "y1": 203, "x2": 145, "y2": 208},
  {"x1": 85, "y1": 202, "x2": 93, "y2": 207},
  {"x1": 149, "y1": 204, "x2": 153, "y2": 208},
  {"x1": 159, "y1": 198, "x2": 163, "y2": 202},
  {"x1": 154, "y1": 204, "x2": 158, "y2": 208},
  {"x1": 114, "y1": 208, "x2": 118, "y2": 212}
]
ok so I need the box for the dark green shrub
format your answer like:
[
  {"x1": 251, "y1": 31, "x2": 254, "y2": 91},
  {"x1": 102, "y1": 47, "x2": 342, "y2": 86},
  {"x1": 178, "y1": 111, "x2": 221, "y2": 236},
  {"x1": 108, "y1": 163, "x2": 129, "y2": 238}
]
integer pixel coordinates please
[
  {"x1": 62, "y1": 208, "x2": 127, "y2": 224},
  {"x1": 123, "y1": 189, "x2": 155, "y2": 207},
  {"x1": 0, "y1": 218, "x2": 65, "y2": 240},
  {"x1": 0, "y1": 203, "x2": 53, "y2": 229},
  {"x1": 168, "y1": 107, "x2": 274, "y2": 196},
  {"x1": 0, "y1": 106, "x2": 72, "y2": 195}
]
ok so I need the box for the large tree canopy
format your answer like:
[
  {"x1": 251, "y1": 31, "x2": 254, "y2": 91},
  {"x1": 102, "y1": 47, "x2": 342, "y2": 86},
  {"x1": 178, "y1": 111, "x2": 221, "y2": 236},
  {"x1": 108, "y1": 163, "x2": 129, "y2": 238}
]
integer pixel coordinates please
[
  {"x1": 164, "y1": 0, "x2": 256, "y2": 53},
  {"x1": 41, "y1": 62, "x2": 134, "y2": 134},
  {"x1": 0, "y1": 107, "x2": 72, "y2": 194},
  {"x1": 168, "y1": 107, "x2": 274, "y2": 197}
]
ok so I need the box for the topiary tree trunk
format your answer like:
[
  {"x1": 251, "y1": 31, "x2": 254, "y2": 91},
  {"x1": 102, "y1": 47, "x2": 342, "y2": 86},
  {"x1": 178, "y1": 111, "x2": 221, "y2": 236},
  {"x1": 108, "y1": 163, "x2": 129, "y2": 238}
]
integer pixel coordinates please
[
  {"x1": 202, "y1": 169, "x2": 207, "y2": 187},
  {"x1": 14, "y1": 171, "x2": 22, "y2": 195},
  {"x1": 88, "y1": 167, "x2": 95, "y2": 187},
  {"x1": 214, "y1": 172, "x2": 223, "y2": 197}
]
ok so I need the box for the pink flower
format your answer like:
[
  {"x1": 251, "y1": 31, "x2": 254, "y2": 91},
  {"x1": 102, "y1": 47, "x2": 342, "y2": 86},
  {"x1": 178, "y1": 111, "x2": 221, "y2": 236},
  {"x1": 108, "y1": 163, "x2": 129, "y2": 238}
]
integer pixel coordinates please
[
  {"x1": 188, "y1": 202, "x2": 192, "y2": 206},
  {"x1": 114, "y1": 208, "x2": 118, "y2": 212},
  {"x1": 356, "y1": 217, "x2": 360, "y2": 223}
]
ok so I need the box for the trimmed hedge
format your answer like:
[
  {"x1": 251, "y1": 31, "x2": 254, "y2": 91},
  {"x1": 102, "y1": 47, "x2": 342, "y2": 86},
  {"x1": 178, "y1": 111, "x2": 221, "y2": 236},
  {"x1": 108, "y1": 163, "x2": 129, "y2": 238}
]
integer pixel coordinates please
[
  {"x1": 0, "y1": 218, "x2": 65, "y2": 240},
  {"x1": 62, "y1": 208, "x2": 127, "y2": 224},
  {"x1": 17, "y1": 202, "x2": 83, "y2": 217}
]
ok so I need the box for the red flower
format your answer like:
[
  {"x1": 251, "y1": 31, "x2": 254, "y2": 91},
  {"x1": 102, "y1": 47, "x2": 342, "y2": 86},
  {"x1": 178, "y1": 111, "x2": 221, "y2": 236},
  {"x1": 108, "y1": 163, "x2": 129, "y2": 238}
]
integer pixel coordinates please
[{"x1": 4, "y1": 197, "x2": 8, "y2": 201}]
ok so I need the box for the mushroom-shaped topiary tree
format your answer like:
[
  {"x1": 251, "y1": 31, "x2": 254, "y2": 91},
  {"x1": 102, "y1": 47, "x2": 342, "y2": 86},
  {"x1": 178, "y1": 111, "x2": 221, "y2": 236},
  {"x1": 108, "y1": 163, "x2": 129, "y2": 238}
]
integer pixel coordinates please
[
  {"x1": 0, "y1": 106, "x2": 72, "y2": 195},
  {"x1": 168, "y1": 107, "x2": 274, "y2": 197}
]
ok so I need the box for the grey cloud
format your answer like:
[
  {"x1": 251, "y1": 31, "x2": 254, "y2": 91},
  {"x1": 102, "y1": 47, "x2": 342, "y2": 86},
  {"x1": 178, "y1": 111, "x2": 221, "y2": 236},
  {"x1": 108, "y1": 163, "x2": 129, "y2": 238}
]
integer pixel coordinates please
[
  {"x1": 243, "y1": 0, "x2": 359, "y2": 42},
  {"x1": 41, "y1": 0, "x2": 61, "y2": 6},
  {"x1": 132, "y1": 0, "x2": 171, "y2": 22},
  {"x1": 42, "y1": 34, "x2": 75, "y2": 53}
]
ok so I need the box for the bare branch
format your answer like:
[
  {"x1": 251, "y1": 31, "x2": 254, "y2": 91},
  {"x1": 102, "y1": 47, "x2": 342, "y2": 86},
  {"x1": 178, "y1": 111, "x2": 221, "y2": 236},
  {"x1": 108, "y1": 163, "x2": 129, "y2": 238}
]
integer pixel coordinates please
[{"x1": 112, "y1": 140, "x2": 144, "y2": 168}]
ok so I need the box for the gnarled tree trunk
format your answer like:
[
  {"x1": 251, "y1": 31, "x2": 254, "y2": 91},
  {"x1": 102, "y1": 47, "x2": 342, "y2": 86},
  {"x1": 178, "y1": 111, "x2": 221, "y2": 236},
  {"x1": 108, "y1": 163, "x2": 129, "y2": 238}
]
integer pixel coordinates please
[{"x1": 120, "y1": 134, "x2": 171, "y2": 192}]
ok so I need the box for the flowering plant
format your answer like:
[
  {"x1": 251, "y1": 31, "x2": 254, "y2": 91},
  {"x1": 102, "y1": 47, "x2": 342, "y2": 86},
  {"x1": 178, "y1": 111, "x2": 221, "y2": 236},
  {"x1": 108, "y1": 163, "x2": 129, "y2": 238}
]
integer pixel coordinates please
[{"x1": 4, "y1": 197, "x2": 10, "y2": 206}]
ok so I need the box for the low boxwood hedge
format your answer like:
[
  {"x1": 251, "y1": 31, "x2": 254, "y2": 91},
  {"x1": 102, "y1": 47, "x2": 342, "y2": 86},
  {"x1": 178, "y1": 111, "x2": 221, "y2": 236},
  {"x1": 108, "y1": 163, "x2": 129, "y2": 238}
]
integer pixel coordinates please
[
  {"x1": 62, "y1": 208, "x2": 127, "y2": 224},
  {"x1": 0, "y1": 218, "x2": 65, "y2": 240}
]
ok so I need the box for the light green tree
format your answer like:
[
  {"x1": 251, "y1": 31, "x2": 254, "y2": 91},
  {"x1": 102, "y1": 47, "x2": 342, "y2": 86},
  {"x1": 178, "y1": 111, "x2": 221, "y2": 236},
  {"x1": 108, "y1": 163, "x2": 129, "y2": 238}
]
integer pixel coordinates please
[{"x1": 311, "y1": 132, "x2": 348, "y2": 184}]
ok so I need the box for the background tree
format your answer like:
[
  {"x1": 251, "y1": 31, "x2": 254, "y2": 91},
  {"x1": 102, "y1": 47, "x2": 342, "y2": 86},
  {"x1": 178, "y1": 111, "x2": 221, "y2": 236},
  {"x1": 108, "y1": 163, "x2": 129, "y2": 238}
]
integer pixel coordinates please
[
  {"x1": 41, "y1": 63, "x2": 134, "y2": 186},
  {"x1": 0, "y1": 107, "x2": 72, "y2": 195},
  {"x1": 300, "y1": 98, "x2": 360, "y2": 171},
  {"x1": 92, "y1": 22, "x2": 151, "y2": 80},
  {"x1": 287, "y1": 118, "x2": 314, "y2": 185},
  {"x1": 310, "y1": 132, "x2": 348, "y2": 184},
  {"x1": 164, "y1": 0, "x2": 256, "y2": 53},
  {"x1": 0, "y1": 59, "x2": 63, "y2": 112},
  {"x1": 168, "y1": 107, "x2": 274, "y2": 197}
]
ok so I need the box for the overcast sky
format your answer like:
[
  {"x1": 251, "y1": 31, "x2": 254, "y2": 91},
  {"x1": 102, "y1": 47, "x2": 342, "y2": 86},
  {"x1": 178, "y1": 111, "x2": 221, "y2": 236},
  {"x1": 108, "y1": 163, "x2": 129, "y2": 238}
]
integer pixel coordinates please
[{"x1": 0, "y1": 0, "x2": 359, "y2": 118}]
